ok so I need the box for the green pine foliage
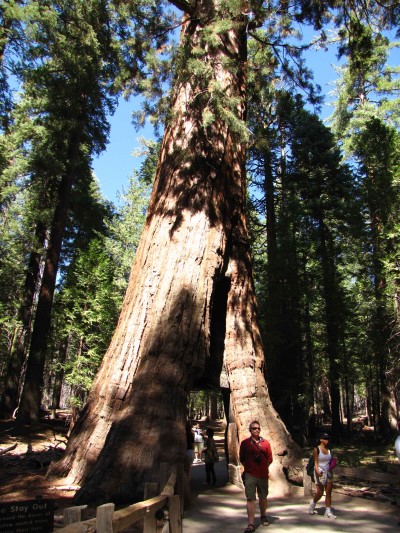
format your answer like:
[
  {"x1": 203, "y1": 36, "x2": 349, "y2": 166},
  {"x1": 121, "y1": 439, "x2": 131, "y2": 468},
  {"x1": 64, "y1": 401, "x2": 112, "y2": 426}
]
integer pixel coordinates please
[
  {"x1": 47, "y1": 164, "x2": 151, "y2": 409},
  {"x1": 51, "y1": 239, "x2": 120, "y2": 408},
  {"x1": 103, "y1": 173, "x2": 151, "y2": 293}
]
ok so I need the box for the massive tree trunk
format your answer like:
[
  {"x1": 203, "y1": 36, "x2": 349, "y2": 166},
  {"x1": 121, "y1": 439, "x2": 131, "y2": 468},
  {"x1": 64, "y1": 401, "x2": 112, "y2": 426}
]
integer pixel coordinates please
[{"x1": 49, "y1": 4, "x2": 299, "y2": 504}]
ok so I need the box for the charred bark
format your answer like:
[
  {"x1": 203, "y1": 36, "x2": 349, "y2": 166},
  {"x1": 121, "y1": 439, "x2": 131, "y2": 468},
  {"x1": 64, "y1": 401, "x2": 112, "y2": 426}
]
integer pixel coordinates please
[{"x1": 49, "y1": 5, "x2": 299, "y2": 503}]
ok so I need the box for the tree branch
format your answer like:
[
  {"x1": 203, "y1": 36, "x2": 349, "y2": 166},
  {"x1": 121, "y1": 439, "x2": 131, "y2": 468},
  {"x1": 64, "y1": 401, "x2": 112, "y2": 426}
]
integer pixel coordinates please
[
  {"x1": 248, "y1": 31, "x2": 310, "y2": 52},
  {"x1": 168, "y1": 0, "x2": 195, "y2": 17},
  {"x1": 0, "y1": 443, "x2": 17, "y2": 455}
]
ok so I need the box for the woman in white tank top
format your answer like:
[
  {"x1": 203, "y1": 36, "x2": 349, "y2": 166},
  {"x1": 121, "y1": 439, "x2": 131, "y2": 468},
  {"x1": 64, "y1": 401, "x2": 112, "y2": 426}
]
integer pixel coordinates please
[{"x1": 308, "y1": 432, "x2": 336, "y2": 519}]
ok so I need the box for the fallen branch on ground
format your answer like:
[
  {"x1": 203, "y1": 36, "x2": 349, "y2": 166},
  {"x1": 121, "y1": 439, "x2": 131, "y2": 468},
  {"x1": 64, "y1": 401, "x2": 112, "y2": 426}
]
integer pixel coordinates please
[{"x1": 0, "y1": 443, "x2": 18, "y2": 455}]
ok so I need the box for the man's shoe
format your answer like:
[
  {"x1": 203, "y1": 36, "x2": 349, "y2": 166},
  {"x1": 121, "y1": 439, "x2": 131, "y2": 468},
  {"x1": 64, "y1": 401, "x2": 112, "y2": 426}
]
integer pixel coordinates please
[
  {"x1": 324, "y1": 510, "x2": 336, "y2": 519},
  {"x1": 309, "y1": 502, "x2": 317, "y2": 515},
  {"x1": 260, "y1": 516, "x2": 269, "y2": 526}
]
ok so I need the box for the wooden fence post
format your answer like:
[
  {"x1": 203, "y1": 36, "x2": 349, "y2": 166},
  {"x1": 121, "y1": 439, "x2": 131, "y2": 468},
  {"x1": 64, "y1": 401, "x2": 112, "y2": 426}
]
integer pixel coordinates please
[
  {"x1": 143, "y1": 509, "x2": 157, "y2": 533},
  {"x1": 143, "y1": 482, "x2": 160, "y2": 533},
  {"x1": 63, "y1": 505, "x2": 88, "y2": 525},
  {"x1": 175, "y1": 463, "x2": 185, "y2": 515},
  {"x1": 168, "y1": 495, "x2": 182, "y2": 533},
  {"x1": 96, "y1": 503, "x2": 115, "y2": 533}
]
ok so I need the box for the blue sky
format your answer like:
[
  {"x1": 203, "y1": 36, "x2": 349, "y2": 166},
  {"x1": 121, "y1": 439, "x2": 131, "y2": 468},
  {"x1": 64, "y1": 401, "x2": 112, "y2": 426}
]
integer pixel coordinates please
[
  {"x1": 92, "y1": 97, "x2": 155, "y2": 204},
  {"x1": 93, "y1": 30, "x2": 398, "y2": 204}
]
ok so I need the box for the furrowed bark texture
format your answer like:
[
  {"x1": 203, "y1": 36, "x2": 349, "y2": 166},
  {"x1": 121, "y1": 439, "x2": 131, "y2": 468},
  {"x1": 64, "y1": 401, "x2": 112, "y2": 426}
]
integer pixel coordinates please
[{"x1": 49, "y1": 4, "x2": 298, "y2": 503}]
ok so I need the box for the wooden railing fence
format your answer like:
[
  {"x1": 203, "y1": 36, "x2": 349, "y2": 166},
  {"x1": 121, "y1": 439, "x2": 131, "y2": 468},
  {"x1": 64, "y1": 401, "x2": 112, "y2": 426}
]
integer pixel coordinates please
[{"x1": 54, "y1": 463, "x2": 187, "y2": 533}]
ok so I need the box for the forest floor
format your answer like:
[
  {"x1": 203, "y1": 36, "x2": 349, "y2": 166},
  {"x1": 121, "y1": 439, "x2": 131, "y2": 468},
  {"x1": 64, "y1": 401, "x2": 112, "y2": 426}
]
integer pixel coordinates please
[
  {"x1": 0, "y1": 416, "x2": 84, "y2": 526},
  {"x1": 0, "y1": 417, "x2": 398, "y2": 528}
]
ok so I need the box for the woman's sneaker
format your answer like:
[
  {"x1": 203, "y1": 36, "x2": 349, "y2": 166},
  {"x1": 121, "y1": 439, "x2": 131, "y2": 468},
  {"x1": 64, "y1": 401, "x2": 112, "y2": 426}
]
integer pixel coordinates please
[
  {"x1": 309, "y1": 502, "x2": 317, "y2": 515},
  {"x1": 324, "y1": 509, "x2": 336, "y2": 519}
]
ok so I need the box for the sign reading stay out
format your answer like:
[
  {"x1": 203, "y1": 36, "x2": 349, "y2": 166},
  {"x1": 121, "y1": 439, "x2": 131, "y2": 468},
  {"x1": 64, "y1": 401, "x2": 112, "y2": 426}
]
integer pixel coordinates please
[{"x1": 0, "y1": 499, "x2": 54, "y2": 533}]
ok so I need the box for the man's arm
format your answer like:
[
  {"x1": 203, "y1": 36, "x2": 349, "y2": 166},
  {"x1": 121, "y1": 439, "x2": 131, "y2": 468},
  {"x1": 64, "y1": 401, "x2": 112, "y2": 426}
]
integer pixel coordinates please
[
  {"x1": 239, "y1": 440, "x2": 246, "y2": 464},
  {"x1": 266, "y1": 441, "x2": 273, "y2": 466}
]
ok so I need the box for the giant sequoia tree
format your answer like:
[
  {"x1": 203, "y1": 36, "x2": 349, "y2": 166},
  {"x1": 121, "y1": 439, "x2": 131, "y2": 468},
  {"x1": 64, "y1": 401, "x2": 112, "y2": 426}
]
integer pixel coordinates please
[
  {"x1": 49, "y1": 0, "x2": 399, "y2": 503},
  {"x1": 50, "y1": 0, "x2": 299, "y2": 504}
]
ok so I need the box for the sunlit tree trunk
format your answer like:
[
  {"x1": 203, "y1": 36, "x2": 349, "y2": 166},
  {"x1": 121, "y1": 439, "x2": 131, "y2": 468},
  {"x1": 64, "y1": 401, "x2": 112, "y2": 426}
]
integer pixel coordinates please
[{"x1": 50, "y1": 4, "x2": 298, "y2": 504}]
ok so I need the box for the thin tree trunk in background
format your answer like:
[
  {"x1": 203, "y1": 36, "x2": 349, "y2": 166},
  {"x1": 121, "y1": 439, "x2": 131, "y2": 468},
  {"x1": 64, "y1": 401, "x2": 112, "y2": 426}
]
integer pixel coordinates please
[
  {"x1": 0, "y1": 222, "x2": 46, "y2": 419},
  {"x1": 265, "y1": 133, "x2": 303, "y2": 433},
  {"x1": 366, "y1": 378, "x2": 372, "y2": 426},
  {"x1": 264, "y1": 146, "x2": 278, "y2": 331},
  {"x1": 17, "y1": 136, "x2": 80, "y2": 424},
  {"x1": 367, "y1": 160, "x2": 392, "y2": 439},
  {"x1": 321, "y1": 376, "x2": 331, "y2": 422},
  {"x1": 304, "y1": 294, "x2": 316, "y2": 442},
  {"x1": 372, "y1": 358, "x2": 380, "y2": 436},
  {"x1": 317, "y1": 217, "x2": 342, "y2": 440},
  {"x1": 210, "y1": 394, "x2": 218, "y2": 420},
  {"x1": 51, "y1": 336, "x2": 69, "y2": 412},
  {"x1": 205, "y1": 393, "x2": 210, "y2": 418},
  {"x1": 49, "y1": 6, "x2": 299, "y2": 504},
  {"x1": 342, "y1": 338, "x2": 354, "y2": 436},
  {"x1": 344, "y1": 365, "x2": 352, "y2": 437}
]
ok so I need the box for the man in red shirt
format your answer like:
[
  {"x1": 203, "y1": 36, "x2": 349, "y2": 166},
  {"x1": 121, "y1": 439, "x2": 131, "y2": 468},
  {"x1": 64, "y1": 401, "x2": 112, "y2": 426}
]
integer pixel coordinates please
[{"x1": 239, "y1": 421, "x2": 273, "y2": 531}]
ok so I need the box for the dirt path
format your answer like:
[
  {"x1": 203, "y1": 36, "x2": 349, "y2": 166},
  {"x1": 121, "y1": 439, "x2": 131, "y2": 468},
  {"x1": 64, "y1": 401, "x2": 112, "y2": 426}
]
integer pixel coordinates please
[
  {"x1": 1, "y1": 418, "x2": 398, "y2": 532},
  {"x1": 184, "y1": 456, "x2": 399, "y2": 532},
  {"x1": 184, "y1": 419, "x2": 399, "y2": 532}
]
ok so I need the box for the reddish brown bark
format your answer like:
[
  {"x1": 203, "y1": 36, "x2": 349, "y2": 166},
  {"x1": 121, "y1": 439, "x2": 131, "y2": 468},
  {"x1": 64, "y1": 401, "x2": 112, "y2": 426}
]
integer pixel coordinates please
[{"x1": 49, "y1": 4, "x2": 299, "y2": 503}]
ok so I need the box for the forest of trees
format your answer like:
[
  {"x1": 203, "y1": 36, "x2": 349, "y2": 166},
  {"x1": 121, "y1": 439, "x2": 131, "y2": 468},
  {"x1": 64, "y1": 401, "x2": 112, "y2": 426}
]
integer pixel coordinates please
[{"x1": 0, "y1": 0, "x2": 399, "y2": 502}]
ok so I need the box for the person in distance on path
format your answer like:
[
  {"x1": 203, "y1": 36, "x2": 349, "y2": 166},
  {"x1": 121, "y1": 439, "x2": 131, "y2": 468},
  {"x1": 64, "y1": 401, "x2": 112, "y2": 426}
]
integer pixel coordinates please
[
  {"x1": 204, "y1": 427, "x2": 218, "y2": 485},
  {"x1": 240, "y1": 421, "x2": 273, "y2": 532},
  {"x1": 193, "y1": 422, "x2": 205, "y2": 462}
]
